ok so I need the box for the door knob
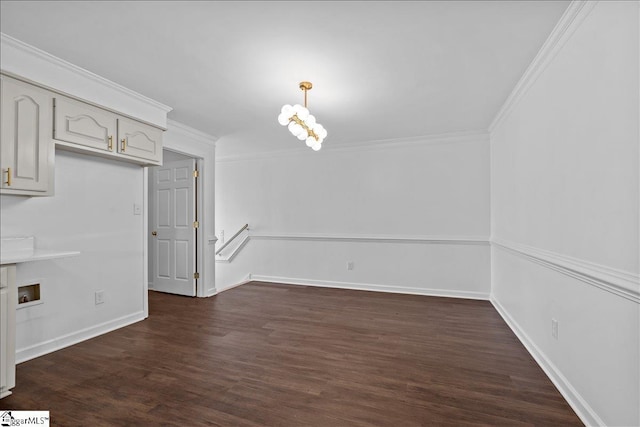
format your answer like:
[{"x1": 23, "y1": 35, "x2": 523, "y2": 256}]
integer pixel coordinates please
[{"x1": 151, "y1": 231, "x2": 157, "y2": 236}]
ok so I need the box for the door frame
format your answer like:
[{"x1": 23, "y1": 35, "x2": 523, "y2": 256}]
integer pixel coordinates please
[
  {"x1": 142, "y1": 121, "x2": 217, "y2": 316},
  {"x1": 149, "y1": 157, "x2": 198, "y2": 296},
  {"x1": 148, "y1": 150, "x2": 203, "y2": 296}
]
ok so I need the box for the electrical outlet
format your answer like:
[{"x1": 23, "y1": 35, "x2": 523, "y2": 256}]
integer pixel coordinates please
[
  {"x1": 347, "y1": 261, "x2": 354, "y2": 271},
  {"x1": 551, "y1": 318, "x2": 558, "y2": 339},
  {"x1": 219, "y1": 230, "x2": 225, "y2": 244},
  {"x1": 95, "y1": 290, "x2": 105, "y2": 305}
]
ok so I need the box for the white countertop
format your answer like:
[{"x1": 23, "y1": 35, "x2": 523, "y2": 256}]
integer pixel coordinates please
[
  {"x1": 1, "y1": 249, "x2": 80, "y2": 265},
  {"x1": 0, "y1": 236, "x2": 80, "y2": 265}
]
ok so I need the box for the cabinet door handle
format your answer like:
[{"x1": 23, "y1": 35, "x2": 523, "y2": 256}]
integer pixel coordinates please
[
  {"x1": 121, "y1": 138, "x2": 126, "y2": 152},
  {"x1": 108, "y1": 135, "x2": 113, "y2": 151},
  {"x1": 151, "y1": 231, "x2": 157, "y2": 236},
  {"x1": 4, "y1": 167, "x2": 11, "y2": 187}
]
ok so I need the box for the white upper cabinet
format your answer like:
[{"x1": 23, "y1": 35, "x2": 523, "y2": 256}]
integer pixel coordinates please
[
  {"x1": 54, "y1": 96, "x2": 117, "y2": 153},
  {"x1": 52, "y1": 93, "x2": 163, "y2": 166},
  {"x1": 1, "y1": 73, "x2": 165, "y2": 197},
  {"x1": 0, "y1": 75, "x2": 54, "y2": 196},
  {"x1": 117, "y1": 117, "x2": 163, "y2": 164}
]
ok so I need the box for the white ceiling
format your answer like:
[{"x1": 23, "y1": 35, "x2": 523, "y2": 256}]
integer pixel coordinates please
[{"x1": 0, "y1": 1, "x2": 569, "y2": 156}]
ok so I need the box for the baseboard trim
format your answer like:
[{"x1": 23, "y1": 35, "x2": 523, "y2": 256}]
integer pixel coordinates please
[
  {"x1": 251, "y1": 275, "x2": 489, "y2": 300},
  {"x1": 490, "y1": 296, "x2": 603, "y2": 427},
  {"x1": 16, "y1": 311, "x2": 147, "y2": 364},
  {"x1": 213, "y1": 274, "x2": 253, "y2": 295}
]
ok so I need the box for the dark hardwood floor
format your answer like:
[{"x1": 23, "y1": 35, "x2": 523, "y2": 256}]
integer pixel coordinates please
[{"x1": 1, "y1": 282, "x2": 582, "y2": 426}]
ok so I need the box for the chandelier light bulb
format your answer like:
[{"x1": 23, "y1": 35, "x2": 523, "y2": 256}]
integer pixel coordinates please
[
  {"x1": 297, "y1": 107, "x2": 310, "y2": 121},
  {"x1": 278, "y1": 113, "x2": 290, "y2": 126},
  {"x1": 306, "y1": 115, "x2": 316, "y2": 128},
  {"x1": 288, "y1": 121, "x2": 299, "y2": 134},
  {"x1": 277, "y1": 81, "x2": 327, "y2": 151}
]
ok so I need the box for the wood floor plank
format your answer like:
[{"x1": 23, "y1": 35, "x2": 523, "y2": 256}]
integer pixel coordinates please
[{"x1": 1, "y1": 282, "x2": 582, "y2": 426}]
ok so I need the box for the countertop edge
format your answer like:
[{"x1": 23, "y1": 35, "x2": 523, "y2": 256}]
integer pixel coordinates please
[{"x1": 0, "y1": 250, "x2": 81, "y2": 265}]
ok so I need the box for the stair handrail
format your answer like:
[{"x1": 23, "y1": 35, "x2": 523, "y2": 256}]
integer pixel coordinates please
[{"x1": 215, "y1": 224, "x2": 249, "y2": 255}]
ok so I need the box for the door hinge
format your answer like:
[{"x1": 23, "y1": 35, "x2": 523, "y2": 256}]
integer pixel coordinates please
[
  {"x1": 193, "y1": 221, "x2": 199, "y2": 228},
  {"x1": 194, "y1": 272, "x2": 200, "y2": 279},
  {"x1": 193, "y1": 170, "x2": 199, "y2": 178}
]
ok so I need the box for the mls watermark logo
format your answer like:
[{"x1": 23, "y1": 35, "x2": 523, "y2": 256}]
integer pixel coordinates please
[{"x1": 0, "y1": 411, "x2": 50, "y2": 426}]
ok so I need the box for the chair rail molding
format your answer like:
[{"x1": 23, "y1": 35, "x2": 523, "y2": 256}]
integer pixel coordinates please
[
  {"x1": 249, "y1": 231, "x2": 490, "y2": 246},
  {"x1": 216, "y1": 231, "x2": 490, "y2": 263},
  {"x1": 492, "y1": 238, "x2": 639, "y2": 303}
]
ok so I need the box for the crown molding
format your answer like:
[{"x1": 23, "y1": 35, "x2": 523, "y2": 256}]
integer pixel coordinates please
[
  {"x1": 488, "y1": 1, "x2": 598, "y2": 132},
  {"x1": 1, "y1": 33, "x2": 172, "y2": 113},
  {"x1": 216, "y1": 129, "x2": 489, "y2": 162},
  {"x1": 216, "y1": 147, "x2": 307, "y2": 163},
  {"x1": 492, "y1": 238, "x2": 639, "y2": 303},
  {"x1": 1, "y1": 33, "x2": 172, "y2": 127},
  {"x1": 166, "y1": 119, "x2": 218, "y2": 145},
  {"x1": 323, "y1": 129, "x2": 489, "y2": 153}
]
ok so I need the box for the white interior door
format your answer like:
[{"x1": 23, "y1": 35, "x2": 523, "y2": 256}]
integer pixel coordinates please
[{"x1": 149, "y1": 158, "x2": 196, "y2": 296}]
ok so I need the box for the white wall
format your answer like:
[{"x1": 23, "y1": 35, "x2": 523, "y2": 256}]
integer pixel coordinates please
[
  {"x1": 0, "y1": 150, "x2": 147, "y2": 362},
  {"x1": 490, "y1": 2, "x2": 639, "y2": 426},
  {"x1": 216, "y1": 134, "x2": 491, "y2": 298},
  {"x1": 0, "y1": 33, "x2": 171, "y2": 128},
  {"x1": 0, "y1": 34, "x2": 173, "y2": 362}
]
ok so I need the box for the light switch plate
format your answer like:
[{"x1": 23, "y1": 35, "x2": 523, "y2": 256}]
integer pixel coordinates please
[
  {"x1": 133, "y1": 203, "x2": 142, "y2": 215},
  {"x1": 95, "y1": 290, "x2": 105, "y2": 305}
]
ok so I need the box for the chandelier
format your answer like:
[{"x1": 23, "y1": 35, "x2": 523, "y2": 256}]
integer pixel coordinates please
[{"x1": 277, "y1": 81, "x2": 327, "y2": 151}]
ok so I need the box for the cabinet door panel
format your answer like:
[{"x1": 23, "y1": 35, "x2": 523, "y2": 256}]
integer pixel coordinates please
[
  {"x1": 0, "y1": 265, "x2": 16, "y2": 398},
  {"x1": 117, "y1": 117, "x2": 162, "y2": 163},
  {"x1": 0, "y1": 285, "x2": 7, "y2": 395},
  {"x1": 54, "y1": 97, "x2": 117, "y2": 152},
  {"x1": 1, "y1": 76, "x2": 52, "y2": 193}
]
